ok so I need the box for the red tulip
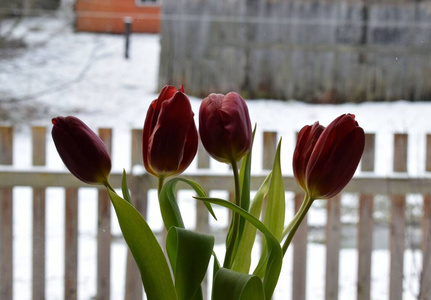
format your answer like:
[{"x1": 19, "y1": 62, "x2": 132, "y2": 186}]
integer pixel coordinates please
[
  {"x1": 199, "y1": 92, "x2": 252, "y2": 163},
  {"x1": 293, "y1": 122, "x2": 325, "y2": 191},
  {"x1": 52, "y1": 116, "x2": 111, "y2": 185},
  {"x1": 295, "y1": 114, "x2": 365, "y2": 199},
  {"x1": 142, "y1": 85, "x2": 198, "y2": 178}
]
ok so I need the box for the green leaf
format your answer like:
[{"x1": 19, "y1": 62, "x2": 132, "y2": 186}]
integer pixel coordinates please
[
  {"x1": 212, "y1": 268, "x2": 264, "y2": 300},
  {"x1": 121, "y1": 169, "x2": 132, "y2": 204},
  {"x1": 238, "y1": 125, "x2": 256, "y2": 236},
  {"x1": 159, "y1": 178, "x2": 216, "y2": 230},
  {"x1": 107, "y1": 189, "x2": 176, "y2": 300},
  {"x1": 212, "y1": 251, "x2": 221, "y2": 283},
  {"x1": 264, "y1": 138, "x2": 285, "y2": 240},
  {"x1": 253, "y1": 139, "x2": 285, "y2": 277},
  {"x1": 232, "y1": 172, "x2": 272, "y2": 273},
  {"x1": 194, "y1": 197, "x2": 282, "y2": 300},
  {"x1": 166, "y1": 227, "x2": 214, "y2": 300}
]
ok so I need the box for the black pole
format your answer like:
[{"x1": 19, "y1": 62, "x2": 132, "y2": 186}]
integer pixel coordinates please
[{"x1": 124, "y1": 17, "x2": 133, "y2": 59}]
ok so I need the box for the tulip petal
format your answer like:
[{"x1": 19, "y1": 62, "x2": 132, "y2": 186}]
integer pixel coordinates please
[
  {"x1": 52, "y1": 116, "x2": 111, "y2": 185},
  {"x1": 306, "y1": 126, "x2": 365, "y2": 199},
  {"x1": 149, "y1": 92, "x2": 196, "y2": 176}
]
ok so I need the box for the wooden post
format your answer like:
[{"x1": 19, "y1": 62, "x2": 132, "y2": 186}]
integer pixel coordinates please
[
  {"x1": 325, "y1": 195, "x2": 341, "y2": 300},
  {"x1": 419, "y1": 135, "x2": 431, "y2": 299},
  {"x1": 97, "y1": 129, "x2": 112, "y2": 300},
  {"x1": 197, "y1": 139, "x2": 210, "y2": 169},
  {"x1": 124, "y1": 17, "x2": 133, "y2": 59},
  {"x1": 420, "y1": 195, "x2": 431, "y2": 300},
  {"x1": 357, "y1": 133, "x2": 375, "y2": 300},
  {"x1": 0, "y1": 126, "x2": 13, "y2": 300},
  {"x1": 131, "y1": 129, "x2": 143, "y2": 167},
  {"x1": 262, "y1": 131, "x2": 277, "y2": 170},
  {"x1": 32, "y1": 127, "x2": 46, "y2": 300},
  {"x1": 125, "y1": 129, "x2": 144, "y2": 300},
  {"x1": 65, "y1": 188, "x2": 78, "y2": 300},
  {"x1": 292, "y1": 193, "x2": 308, "y2": 300},
  {"x1": 389, "y1": 134, "x2": 407, "y2": 300}
]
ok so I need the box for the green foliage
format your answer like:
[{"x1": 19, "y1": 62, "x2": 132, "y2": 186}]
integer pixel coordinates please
[
  {"x1": 166, "y1": 227, "x2": 214, "y2": 300},
  {"x1": 107, "y1": 189, "x2": 177, "y2": 300},
  {"x1": 212, "y1": 268, "x2": 264, "y2": 300},
  {"x1": 194, "y1": 196, "x2": 282, "y2": 299}
]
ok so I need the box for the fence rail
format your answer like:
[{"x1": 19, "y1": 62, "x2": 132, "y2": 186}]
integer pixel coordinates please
[{"x1": 0, "y1": 126, "x2": 430, "y2": 299}]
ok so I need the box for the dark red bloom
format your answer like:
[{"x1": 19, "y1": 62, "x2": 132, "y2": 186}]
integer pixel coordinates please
[
  {"x1": 199, "y1": 92, "x2": 252, "y2": 163},
  {"x1": 52, "y1": 116, "x2": 111, "y2": 185},
  {"x1": 142, "y1": 85, "x2": 198, "y2": 178},
  {"x1": 294, "y1": 114, "x2": 365, "y2": 199},
  {"x1": 293, "y1": 122, "x2": 325, "y2": 191}
]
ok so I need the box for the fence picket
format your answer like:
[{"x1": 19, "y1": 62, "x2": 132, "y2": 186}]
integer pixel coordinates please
[
  {"x1": 125, "y1": 129, "x2": 144, "y2": 300},
  {"x1": 292, "y1": 193, "x2": 308, "y2": 300},
  {"x1": 32, "y1": 127, "x2": 46, "y2": 300},
  {"x1": 357, "y1": 133, "x2": 375, "y2": 300},
  {"x1": 97, "y1": 128, "x2": 112, "y2": 300},
  {"x1": 389, "y1": 134, "x2": 408, "y2": 300},
  {"x1": 420, "y1": 135, "x2": 431, "y2": 299},
  {"x1": 0, "y1": 126, "x2": 13, "y2": 300},
  {"x1": 420, "y1": 196, "x2": 431, "y2": 300},
  {"x1": 65, "y1": 188, "x2": 78, "y2": 300},
  {"x1": 325, "y1": 195, "x2": 341, "y2": 300},
  {"x1": 262, "y1": 131, "x2": 277, "y2": 170}
]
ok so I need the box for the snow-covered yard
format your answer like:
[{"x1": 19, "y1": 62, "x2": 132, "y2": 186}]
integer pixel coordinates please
[{"x1": 1, "y1": 14, "x2": 430, "y2": 299}]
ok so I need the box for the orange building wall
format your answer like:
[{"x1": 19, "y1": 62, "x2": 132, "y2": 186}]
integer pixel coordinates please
[{"x1": 75, "y1": 0, "x2": 160, "y2": 33}]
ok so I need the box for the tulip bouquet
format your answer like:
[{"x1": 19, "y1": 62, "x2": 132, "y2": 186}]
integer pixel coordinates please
[{"x1": 52, "y1": 85, "x2": 365, "y2": 300}]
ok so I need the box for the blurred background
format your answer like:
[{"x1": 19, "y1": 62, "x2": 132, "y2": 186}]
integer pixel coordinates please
[{"x1": 1, "y1": 0, "x2": 431, "y2": 299}]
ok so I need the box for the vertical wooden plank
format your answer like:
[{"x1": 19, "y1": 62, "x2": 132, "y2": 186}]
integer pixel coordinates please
[
  {"x1": 292, "y1": 193, "x2": 308, "y2": 300},
  {"x1": 425, "y1": 134, "x2": 431, "y2": 172},
  {"x1": 32, "y1": 127, "x2": 46, "y2": 300},
  {"x1": 389, "y1": 134, "x2": 407, "y2": 300},
  {"x1": 393, "y1": 134, "x2": 408, "y2": 173},
  {"x1": 97, "y1": 128, "x2": 112, "y2": 300},
  {"x1": 0, "y1": 126, "x2": 13, "y2": 300},
  {"x1": 357, "y1": 133, "x2": 375, "y2": 300},
  {"x1": 420, "y1": 196, "x2": 431, "y2": 300},
  {"x1": 420, "y1": 137, "x2": 431, "y2": 299},
  {"x1": 131, "y1": 129, "x2": 143, "y2": 167},
  {"x1": 262, "y1": 131, "x2": 277, "y2": 170},
  {"x1": 0, "y1": 126, "x2": 13, "y2": 165},
  {"x1": 361, "y1": 134, "x2": 375, "y2": 172},
  {"x1": 65, "y1": 188, "x2": 78, "y2": 300},
  {"x1": 389, "y1": 195, "x2": 406, "y2": 300},
  {"x1": 125, "y1": 129, "x2": 144, "y2": 300},
  {"x1": 197, "y1": 139, "x2": 210, "y2": 169},
  {"x1": 325, "y1": 195, "x2": 341, "y2": 300}
]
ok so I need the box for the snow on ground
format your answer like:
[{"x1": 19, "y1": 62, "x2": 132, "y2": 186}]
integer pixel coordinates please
[{"x1": 1, "y1": 15, "x2": 429, "y2": 299}]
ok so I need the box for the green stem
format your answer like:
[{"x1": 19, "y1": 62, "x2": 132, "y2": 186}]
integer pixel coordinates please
[
  {"x1": 223, "y1": 160, "x2": 241, "y2": 268},
  {"x1": 281, "y1": 194, "x2": 313, "y2": 256},
  {"x1": 104, "y1": 180, "x2": 115, "y2": 193},
  {"x1": 157, "y1": 176, "x2": 165, "y2": 197}
]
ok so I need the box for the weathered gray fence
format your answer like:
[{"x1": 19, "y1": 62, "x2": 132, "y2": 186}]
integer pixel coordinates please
[
  {"x1": 0, "y1": 126, "x2": 431, "y2": 299},
  {"x1": 158, "y1": 0, "x2": 431, "y2": 103}
]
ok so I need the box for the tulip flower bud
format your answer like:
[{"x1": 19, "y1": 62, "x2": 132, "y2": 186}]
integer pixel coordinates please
[
  {"x1": 293, "y1": 122, "x2": 325, "y2": 191},
  {"x1": 52, "y1": 116, "x2": 111, "y2": 185},
  {"x1": 294, "y1": 114, "x2": 365, "y2": 200},
  {"x1": 142, "y1": 85, "x2": 198, "y2": 178},
  {"x1": 199, "y1": 92, "x2": 252, "y2": 164}
]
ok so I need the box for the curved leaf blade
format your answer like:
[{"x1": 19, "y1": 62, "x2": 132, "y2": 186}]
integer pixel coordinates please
[
  {"x1": 107, "y1": 189, "x2": 176, "y2": 300},
  {"x1": 194, "y1": 197, "x2": 282, "y2": 299},
  {"x1": 232, "y1": 172, "x2": 272, "y2": 273},
  {"x1": 166, "y1": 227, "x2": 214, "y2": 300},
  {"x1": 159, "y1": 177, "x2": 216, "y2": 230},
  {"x1": 254, "y1": 139, "x2": 285, "y2": 277},
  {"x1": 212, "y1": 268, "x2": 264, "y2": 300}
]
